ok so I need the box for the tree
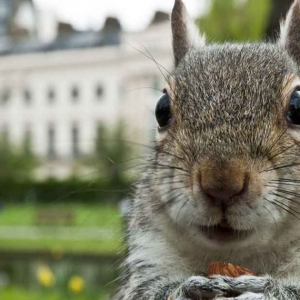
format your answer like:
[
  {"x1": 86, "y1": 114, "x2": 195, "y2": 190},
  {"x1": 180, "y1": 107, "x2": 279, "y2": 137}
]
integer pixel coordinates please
[
  {"x1": 90, "y1": 122, "x2": 132, "y2": 183},
  {"x1": 0, "y1": 135, "x2": 37, "y2": 182},
  {"x1": 198, "y1": 0, "x2": 271, "y2": 42}
]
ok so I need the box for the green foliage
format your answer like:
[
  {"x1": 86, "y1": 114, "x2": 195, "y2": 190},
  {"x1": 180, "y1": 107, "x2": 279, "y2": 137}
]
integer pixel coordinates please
[
  {"x1": 198, "y1": 0, "x2": 271, "y2": 42},
  {"x1": 88, "y1": 122, "x2": 133, "y2": 184},
  {"x1": 0, "y1": 124, "x2": 133, "y2": 204},
  {"x1": 0, "y1": 123, "x2": 133, "y2": 203},
  {"x1": 0, "y1": 135, "x2": 37, "y2": 182},
  {"x1": 0, "y1": 178, "x2": 131, "y2": 204}
]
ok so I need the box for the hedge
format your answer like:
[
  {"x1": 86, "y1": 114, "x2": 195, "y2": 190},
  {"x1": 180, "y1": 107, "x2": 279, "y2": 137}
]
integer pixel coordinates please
[{"x1": 0, "y1": 178, "x2": 133, "y2": 204}]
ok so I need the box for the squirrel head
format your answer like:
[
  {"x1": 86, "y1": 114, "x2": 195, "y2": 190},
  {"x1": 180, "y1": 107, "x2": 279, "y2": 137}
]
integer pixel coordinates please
[{"x1": 149, "y1": 0, "x2": 300, "y2": 251}]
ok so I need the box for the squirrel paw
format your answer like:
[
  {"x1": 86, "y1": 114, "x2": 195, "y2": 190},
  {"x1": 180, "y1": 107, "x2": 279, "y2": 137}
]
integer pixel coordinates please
[
  {"x1": 216, "y1": 292, "x2": 265, "y2": 300},
  {"x1": 169, "y1": 275, "x2": 270, "y2": 300},
  {"x1": 209, "y1": 275, "x2": 269, "y2": 294},
  {"x1": 168, "y1": 276, "x2": 231, "y2": 299}
]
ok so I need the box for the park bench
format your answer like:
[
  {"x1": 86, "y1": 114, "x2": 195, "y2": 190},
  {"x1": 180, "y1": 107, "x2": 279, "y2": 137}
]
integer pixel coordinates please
[{"x1": 36, "y1": 209, "x2": 74, "y2": 226}]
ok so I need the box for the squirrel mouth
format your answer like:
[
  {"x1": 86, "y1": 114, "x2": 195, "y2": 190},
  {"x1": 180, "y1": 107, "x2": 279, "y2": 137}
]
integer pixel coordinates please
[{"x1": 199, "y1": 219, "x2": 253, "y2": 243}]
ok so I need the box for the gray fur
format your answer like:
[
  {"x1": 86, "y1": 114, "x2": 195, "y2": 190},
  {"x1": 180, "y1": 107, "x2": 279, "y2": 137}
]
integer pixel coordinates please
[
  {"x1": 115, "y1": 0, "x2": 300, "y2": 299},
  {"x1": 280, "y1": 0, "x2": 300, "y2": 66},
  {"x1": 172, "y1": 0, "x2": 205, "y2": 66}
]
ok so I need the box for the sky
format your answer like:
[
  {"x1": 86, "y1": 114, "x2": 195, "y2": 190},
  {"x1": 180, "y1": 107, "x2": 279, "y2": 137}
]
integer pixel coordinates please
[{"x1": 32, "y1": 0, "x2": 208, "y2": 32}]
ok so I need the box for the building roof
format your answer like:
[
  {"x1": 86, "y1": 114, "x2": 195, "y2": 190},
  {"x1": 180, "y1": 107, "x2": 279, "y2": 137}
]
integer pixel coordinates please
[{"x1": 0, "y1": 16, "x2": 122, "y2": 56}]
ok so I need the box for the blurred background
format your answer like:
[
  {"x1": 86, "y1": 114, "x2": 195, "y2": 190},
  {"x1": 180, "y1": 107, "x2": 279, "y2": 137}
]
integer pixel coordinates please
[{"x1": 0, "y1": 0, "x2": 292, "y2": 299}]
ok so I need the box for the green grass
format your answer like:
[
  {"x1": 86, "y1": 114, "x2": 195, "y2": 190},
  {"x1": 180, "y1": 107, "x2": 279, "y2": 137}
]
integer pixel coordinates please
[
  {"x1": 0, "y1": 204, "x2": 124, "y2": 254},
  {"x1": 0, "y1": 204, "x2": 122, "y2": 227},
  {"x1": 0, "y1": 238, "x2": 121, "y2": 255},
  {"x1": 0, "y1": 287, "x2": 109, "y2": 300}
]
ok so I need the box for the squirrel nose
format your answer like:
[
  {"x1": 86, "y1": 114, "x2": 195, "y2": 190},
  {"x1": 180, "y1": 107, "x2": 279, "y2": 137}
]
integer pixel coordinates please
[{"x1": 199, "y1": 162, "x2": 247, "y2": 207}]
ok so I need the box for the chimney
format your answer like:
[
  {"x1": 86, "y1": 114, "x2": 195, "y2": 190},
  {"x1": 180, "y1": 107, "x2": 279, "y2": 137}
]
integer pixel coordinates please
[
  {"x1": 149, "y1": 11, "x2": 169, "y2": 26},
  {"x1": 101, "y1": 17, "x2": 122, "y2": 45}
]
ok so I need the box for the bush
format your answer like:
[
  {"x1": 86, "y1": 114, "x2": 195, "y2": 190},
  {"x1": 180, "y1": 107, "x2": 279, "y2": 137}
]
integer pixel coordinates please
[
  {"x1": 0, "y1": 121, "x2": 134, "y2": 204},
  {"x1": 0, "y1": 136, "x2": 37, "y2": 182},
  {"x1": 0, "y1": 178, "x2": 132, "y2": 204},
  {"x1": 83, "y1": 122, "x2": 135, "y2": 185}
]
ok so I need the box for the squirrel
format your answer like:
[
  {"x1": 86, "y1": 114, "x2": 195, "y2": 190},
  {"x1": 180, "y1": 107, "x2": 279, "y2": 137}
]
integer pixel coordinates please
[{"x1": 115, "y1": 0, "x2": 300, "y2": 299}]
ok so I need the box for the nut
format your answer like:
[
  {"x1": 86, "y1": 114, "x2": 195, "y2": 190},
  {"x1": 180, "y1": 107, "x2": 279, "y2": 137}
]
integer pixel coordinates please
[{"x1": 208, "y1": 262, "x2": 255, "y2": 278}]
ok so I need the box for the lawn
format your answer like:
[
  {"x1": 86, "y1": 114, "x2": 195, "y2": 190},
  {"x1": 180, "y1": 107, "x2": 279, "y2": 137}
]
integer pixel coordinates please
[
  {"x1": 0, "y1": 287, "x2": 109, "y2": 300},
  {"x1": 0, "y1": 204, "x2": 124, "y2": 254},
  {"x1": 0, "y1": 204, "x2": 122, "y2": 227},
  {"x1": 0, "y1": 237, "x2": 121, "y2": 255}
]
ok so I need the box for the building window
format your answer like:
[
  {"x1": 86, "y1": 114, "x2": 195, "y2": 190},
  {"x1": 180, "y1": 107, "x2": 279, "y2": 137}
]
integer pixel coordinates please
[
  {"x1": 95, "y1": 123, "x2": 104, "y2": 154},
  {"x1": 47, "y1": 124, "x2": 56, "y2": 159},
  {"x1": 0, "y1": 88, "x2": 10, "y2": 106},
  {"x1": 24, "y1": 89, "x2": 32, "y2": 105},
  {"x1": 96, "y1": 85, "x2": 104, "y2": 100},
  {"x1": 48, "y1": 87, "x2": 56, "y2": 104},
  {"x1": 71, "y1": 86, "x2": 79, "y2": 103},
  {"x1": 72, "y1": 124, "x2": 80, "y2": 158},
  {"x1": 23, "y1": 128, "x2": 33, "y2": 155}
]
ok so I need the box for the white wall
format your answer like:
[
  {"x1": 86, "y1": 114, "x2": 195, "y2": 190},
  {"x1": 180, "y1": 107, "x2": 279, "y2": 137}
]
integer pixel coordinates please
[{"x1": 0, "y1": 21, "x2": 173, "y2": 178}]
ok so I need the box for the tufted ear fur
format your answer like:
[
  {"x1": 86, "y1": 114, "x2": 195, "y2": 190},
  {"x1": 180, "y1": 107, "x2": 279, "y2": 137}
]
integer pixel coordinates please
[
  {"x1": 279, "y1": 0, "x2": 300, "y2": 65},
  {"x1": 171, "y1": 0, "x2": 205, "y2": 66}
]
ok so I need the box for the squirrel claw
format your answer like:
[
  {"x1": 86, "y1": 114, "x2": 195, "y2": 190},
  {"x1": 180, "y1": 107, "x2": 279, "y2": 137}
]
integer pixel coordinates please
[{"x1": 216, "y1": 292, "x2": 265, "y2": 300}]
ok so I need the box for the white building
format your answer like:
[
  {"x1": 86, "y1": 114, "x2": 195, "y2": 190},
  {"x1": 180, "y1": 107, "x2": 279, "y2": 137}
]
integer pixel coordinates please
[{"x1": 0, "y1": 19, "x2": 173, "y2": 178}]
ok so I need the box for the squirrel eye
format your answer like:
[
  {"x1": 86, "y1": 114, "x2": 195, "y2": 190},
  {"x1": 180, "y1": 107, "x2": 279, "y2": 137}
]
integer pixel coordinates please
[
  {"x1": 155, "y1": 92, "x2": 172, "y2": 130},
  {"x1": 288, "y1": 88, "x2": 300, "y2": 126}
]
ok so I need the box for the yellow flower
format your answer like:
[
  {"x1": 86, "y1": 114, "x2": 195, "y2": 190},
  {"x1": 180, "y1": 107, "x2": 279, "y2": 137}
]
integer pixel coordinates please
[
  {"x1": 37, "y1": 266, "x2": 55, "y2": 287},
  {"x1": 68, "y1": 276, "x2": 85, "y2": 294}
]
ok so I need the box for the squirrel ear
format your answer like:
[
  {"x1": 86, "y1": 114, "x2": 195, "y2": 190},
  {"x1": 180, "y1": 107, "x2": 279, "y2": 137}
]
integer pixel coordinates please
[
  {"x1": 171, "y1": 0, "x2": 205, "y2": 66},
  {"x1": 279, "y1": 0, "x2": 300, "y2": 65}
]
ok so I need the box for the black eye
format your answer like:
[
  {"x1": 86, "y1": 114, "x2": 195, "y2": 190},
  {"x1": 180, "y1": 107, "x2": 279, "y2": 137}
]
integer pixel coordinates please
[
  {"x1": 155, "y1": 92, "x2": 172, "y2": 129},
  {"x1": 288, "y1": 89, "x2": 300, "y2": 125}
]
